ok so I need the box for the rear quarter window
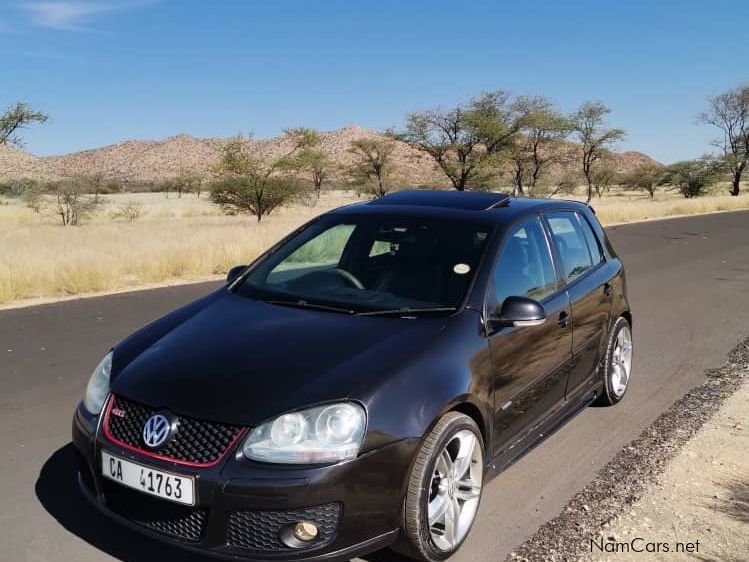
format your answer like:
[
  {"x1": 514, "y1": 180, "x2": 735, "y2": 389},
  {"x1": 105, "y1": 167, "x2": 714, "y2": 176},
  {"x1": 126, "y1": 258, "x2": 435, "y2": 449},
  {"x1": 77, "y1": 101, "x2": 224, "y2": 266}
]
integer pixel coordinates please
[{"x1": 576, "y1": 213, "x2": 603, "y2": 266}]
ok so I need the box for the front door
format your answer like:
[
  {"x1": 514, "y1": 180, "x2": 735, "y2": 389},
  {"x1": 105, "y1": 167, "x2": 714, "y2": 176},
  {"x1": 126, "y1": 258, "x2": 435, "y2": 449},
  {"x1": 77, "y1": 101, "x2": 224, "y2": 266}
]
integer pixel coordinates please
[{"x1": 487, "y1": 216, "x2": 573, "y2": 458}]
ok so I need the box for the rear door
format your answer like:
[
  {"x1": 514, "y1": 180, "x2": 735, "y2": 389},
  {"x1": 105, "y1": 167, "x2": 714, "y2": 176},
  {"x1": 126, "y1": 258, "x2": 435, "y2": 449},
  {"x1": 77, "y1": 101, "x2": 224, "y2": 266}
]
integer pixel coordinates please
[
  {"x1": 486, "y1": 215, "x2": 573, "y2": 458},
  {"x1": 543, "y1": 211, "x2": 612, "y2": 398}
]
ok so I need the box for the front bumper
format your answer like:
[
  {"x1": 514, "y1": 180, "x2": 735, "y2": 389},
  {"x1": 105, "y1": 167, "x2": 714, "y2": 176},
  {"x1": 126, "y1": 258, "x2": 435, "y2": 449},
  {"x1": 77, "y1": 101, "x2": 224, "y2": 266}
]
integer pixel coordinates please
[{"x1": 73, "y1": 403, "x2": 416, "y2": 561}]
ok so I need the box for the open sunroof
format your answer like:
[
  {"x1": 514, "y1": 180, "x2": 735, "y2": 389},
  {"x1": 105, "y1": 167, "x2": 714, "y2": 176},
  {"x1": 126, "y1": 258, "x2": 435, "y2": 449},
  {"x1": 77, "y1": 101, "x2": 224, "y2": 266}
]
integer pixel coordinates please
[{"x1": 368, "y1": 190, "x2": 510, "y2": 211}]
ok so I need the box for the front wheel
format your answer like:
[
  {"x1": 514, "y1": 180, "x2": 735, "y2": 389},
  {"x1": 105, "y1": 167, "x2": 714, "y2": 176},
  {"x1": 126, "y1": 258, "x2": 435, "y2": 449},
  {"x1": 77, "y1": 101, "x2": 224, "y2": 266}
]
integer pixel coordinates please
[
  {"x1": 596, "y1": 316, "x2": 633, "y2": 406},
  {"x1": 394, "y1": 412, "x2": 484, "y2": 562}
]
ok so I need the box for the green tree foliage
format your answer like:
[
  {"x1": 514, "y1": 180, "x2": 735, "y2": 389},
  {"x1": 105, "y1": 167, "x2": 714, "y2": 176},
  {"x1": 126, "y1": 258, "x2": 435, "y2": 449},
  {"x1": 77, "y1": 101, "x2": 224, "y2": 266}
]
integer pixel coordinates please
[
  {"x1": 553, "y1": 172, "x2": 583, "y2": 196},
  {"x1": 0, "y1": 177, "x2": 39, "y2": 198},
  {"x1": 395, "y1": 91, "x2": 519, "y2": 191},
  {"x1": 508, "y1": 96, "x2": 573, "y2": 196},
  {"x1": 572, "y1": 101, "x2": 625, "y2": 203},
  {"x1": 662, "y1": 158, "x2": 722, "y2": 198},
  {"x1": 619, "y1": 163, "x2": 663, "y2": 198},
  {"x1": 157, "y1": 173, "x2": 202, "y2": 198},
  {"x1": 278, "y1": 128, "x2": 332, "y2": 198},
  {"x1": 173, "y1": 173, "x2": 201, "y2": 198},
  {"x1": 21, "y1": 181, "x2": 45, "y2": 213},
  {"x1": 699, "y1": 84, "x2": 749, "y2": 196},
  {"x1": 209, "y1": 135, "x2": 303, "y2": 221},
  {"x1": 0, "y1": 102, "x2": 48, "y2": 147},
  {"x1": 77, "y1": 174, "x2": 122, "y2": 202},
  {"x1": 590, "y1": 163, "x2": 617, "y2": 198},
  {"x1": 347, "y1": 138, "x2": 396, "y2": 198}
]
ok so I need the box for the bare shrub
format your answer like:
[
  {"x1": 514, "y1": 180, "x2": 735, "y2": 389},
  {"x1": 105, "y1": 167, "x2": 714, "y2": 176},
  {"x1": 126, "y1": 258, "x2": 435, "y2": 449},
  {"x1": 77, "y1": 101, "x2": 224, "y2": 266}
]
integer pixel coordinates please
[
  {"x1": 49, "y1": 179, "x2": 99, "y2": 225},
  {"x1": 110, "y1": 201, "x2": 143, "y2": 222}
]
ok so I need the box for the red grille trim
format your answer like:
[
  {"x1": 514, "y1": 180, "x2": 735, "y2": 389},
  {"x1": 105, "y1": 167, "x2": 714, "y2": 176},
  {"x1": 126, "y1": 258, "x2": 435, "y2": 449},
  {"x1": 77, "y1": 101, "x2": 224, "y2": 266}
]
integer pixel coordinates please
[{"x1": 102, "y1": 394, "x2": 246, "y2": 468}]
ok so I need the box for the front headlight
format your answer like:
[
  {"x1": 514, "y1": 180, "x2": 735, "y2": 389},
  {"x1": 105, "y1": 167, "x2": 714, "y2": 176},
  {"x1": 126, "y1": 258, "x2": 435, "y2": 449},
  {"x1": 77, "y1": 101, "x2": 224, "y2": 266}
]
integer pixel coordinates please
[
  {"x1": 243, "y1": 402, "x2": 366, "y2": 464},
  {"x1": 83, "y1": 352, "x2": 112, "y2": 415}
]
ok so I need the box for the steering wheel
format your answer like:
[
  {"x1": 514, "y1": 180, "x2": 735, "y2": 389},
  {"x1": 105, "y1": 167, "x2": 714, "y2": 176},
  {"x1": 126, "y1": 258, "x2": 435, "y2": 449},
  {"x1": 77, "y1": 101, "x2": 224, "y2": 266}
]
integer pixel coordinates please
[{"x1": 333, "y1": 268, "x2": 365, "y2": 290}]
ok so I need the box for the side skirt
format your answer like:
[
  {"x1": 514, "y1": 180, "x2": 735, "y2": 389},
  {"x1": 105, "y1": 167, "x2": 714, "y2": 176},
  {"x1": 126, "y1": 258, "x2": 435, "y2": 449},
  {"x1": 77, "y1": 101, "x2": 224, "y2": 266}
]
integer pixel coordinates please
[{"x1": 484, "y1": 381, "x2": 603, "y2": 480}]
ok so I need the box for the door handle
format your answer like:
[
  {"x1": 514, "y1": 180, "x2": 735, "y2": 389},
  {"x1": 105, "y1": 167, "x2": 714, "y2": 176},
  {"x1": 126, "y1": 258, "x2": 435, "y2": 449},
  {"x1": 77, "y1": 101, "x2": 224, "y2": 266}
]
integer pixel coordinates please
[
  {"x1": 557, "y1": 311, "x2": 569, "y2": 328},
  {"x1": 603, "y1": 283, "x2": 613, "y2": 297}
]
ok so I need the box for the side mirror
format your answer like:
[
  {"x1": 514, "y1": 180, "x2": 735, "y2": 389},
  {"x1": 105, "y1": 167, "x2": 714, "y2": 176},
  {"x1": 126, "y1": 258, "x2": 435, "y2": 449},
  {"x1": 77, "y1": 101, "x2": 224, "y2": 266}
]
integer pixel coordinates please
[
  {"x1": 488, "y1": 296, "x2": 547, "y2": 331},
  {"x1": 226, "y1": 265, "x2": 247, "y2": 284}
]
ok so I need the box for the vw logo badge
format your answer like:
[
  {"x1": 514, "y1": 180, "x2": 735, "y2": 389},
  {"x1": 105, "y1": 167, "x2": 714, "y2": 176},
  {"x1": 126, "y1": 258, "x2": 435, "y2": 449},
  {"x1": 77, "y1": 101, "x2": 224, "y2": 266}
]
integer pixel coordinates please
[{"x1": 142, "y1": 413, "x2": 173, "y2": 449}]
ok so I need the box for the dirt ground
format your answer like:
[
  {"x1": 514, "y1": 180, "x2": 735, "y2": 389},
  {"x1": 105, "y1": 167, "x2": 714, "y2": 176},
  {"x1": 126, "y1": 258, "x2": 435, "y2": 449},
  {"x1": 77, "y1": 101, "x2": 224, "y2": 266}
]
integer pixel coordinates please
[
  {"x1": 507, "y1": 338, "x2": 749, "y2": 562},
  {"x1": 588, "y1": 379, "x2": 749, "y2": 562}
]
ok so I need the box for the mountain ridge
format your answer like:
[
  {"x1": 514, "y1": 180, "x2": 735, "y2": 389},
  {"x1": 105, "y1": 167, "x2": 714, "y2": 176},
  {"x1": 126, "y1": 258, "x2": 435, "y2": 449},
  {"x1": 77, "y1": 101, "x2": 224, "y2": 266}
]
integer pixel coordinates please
[{"x1": 1, "y1": 125, "x2": 659, "y2": 186}]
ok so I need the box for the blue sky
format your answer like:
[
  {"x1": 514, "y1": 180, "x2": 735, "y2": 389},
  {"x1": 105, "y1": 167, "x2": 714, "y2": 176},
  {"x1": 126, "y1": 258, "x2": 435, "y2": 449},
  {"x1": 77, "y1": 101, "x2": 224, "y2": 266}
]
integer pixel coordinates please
[{"x1": 1, "y1": 0, "x2": 747, "y2": 162}]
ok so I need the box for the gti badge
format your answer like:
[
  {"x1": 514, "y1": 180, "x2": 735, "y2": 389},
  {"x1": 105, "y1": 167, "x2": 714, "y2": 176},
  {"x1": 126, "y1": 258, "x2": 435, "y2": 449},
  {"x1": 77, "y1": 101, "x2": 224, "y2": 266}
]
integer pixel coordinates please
[{"x1": 142, "y1": 413, "x2": 173, "y2": 449}]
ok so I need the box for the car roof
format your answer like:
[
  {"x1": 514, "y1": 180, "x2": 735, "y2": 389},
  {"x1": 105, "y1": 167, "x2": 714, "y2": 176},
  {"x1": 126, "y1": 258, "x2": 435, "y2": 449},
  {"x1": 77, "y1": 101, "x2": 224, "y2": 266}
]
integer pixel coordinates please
[{"x1": 329, "y1": 190, "x2": 592, "y2": 224}]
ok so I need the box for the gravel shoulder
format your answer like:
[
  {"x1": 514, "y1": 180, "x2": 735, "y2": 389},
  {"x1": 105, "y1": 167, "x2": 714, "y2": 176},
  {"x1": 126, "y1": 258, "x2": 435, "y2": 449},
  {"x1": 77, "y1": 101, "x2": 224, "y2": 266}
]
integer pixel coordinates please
[
  {"x1": 588, "y1": 376, "x2": 749, "y2": 562},
  {"x1": 507, "y1": 337, "x2": 749, "y2": 562}
]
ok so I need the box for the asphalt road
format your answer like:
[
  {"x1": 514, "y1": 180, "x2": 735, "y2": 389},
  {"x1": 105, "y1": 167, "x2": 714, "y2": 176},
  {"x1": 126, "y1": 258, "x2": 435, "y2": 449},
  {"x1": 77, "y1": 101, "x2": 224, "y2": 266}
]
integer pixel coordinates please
[{"x1": 2, "y1": 210, "x2": 748, "y2": 562}]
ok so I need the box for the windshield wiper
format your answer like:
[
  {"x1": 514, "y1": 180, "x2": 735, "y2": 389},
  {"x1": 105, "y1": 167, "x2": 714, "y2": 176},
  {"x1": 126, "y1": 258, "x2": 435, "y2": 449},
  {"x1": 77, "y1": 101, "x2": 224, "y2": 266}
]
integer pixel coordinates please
[
  {"x1": 262, "y1": 299, "x2": 356, "y2": 315},
  {"x1": 358, "y1": 307, "x2": 457, "y2": 317}
]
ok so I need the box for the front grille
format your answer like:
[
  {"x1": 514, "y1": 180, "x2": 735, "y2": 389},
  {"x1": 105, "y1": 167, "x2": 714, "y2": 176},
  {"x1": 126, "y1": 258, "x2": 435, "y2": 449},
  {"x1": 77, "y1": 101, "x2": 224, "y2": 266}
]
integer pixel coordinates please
[
  {"x1": 105, "y1": 394, "x2": 244, "y2": 465},
  {"x1": 103, "y1": 481, "x2": 207, "y2": 542},
  {"x1": 226, "y1": 503, "x2": 341, "y2": 552}
]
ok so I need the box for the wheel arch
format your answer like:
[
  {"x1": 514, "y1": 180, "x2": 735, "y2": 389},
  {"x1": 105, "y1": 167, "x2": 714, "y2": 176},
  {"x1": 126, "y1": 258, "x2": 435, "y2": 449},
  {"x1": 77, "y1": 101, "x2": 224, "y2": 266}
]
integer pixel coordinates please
[
  {"x1": 449, "y1": 401, "x2": 488, "y2": 446},
  {"x1": 620, "y1": 309, "x2": 633, "y2": 329}
]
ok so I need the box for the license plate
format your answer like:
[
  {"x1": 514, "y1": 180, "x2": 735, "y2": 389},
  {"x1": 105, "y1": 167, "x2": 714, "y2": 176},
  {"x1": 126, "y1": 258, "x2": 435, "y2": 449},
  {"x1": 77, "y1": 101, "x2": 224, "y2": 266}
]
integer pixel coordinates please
[{"x1": 101, "y1": 451, "x2": 195, "y2": 506}]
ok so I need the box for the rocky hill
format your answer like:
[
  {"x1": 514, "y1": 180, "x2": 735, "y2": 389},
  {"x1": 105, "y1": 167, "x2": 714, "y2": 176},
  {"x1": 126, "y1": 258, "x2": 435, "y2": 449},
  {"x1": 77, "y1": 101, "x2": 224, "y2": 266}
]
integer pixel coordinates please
[
  {"x1": 0, "y1": 144, "x2": 63, "y2": 181},
  {"x1": 1, "y1": 125, "x2": 659, "y2": 186}
]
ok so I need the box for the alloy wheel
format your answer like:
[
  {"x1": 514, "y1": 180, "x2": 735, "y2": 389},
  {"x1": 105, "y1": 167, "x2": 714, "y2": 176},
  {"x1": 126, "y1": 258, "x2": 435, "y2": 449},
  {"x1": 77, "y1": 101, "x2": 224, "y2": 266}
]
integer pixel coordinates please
[
  {"x1": 610, "y1": 325, "x2": 633, "y2": 397},
  {"x1": 427, "y1": 429, "x2": 483, "y2": 551}
]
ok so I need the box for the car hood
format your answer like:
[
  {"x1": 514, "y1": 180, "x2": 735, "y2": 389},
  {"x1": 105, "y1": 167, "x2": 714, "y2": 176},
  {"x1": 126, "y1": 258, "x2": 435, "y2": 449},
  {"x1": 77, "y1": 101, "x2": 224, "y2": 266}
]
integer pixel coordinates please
[{"x1": 111, "y1": 290, "x2": 446, "y2": 427}]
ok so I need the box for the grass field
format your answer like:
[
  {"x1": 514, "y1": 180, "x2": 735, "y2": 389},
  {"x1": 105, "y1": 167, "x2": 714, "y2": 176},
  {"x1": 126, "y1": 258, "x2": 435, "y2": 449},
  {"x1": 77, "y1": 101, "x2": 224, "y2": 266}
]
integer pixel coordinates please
[{"x1": 1, "y1": 187, "x2": 747, "y2": 306}]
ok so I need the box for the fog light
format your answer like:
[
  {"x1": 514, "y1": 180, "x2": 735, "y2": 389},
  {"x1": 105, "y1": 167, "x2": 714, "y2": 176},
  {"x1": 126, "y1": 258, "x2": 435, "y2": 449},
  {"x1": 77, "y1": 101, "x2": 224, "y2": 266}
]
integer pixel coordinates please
[{"x1": 293, "y1": 521, "x2": 318, "y2": 542}]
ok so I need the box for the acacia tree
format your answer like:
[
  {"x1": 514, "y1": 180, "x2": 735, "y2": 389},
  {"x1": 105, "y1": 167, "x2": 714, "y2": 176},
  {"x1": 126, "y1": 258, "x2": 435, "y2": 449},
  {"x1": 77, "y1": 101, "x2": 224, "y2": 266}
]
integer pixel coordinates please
[
  {"x1": 167, "y1": 173, "x2": 202, "y2": 198},
  {"x1": 347, "y1": 138, "x2": 396, "y2": 198},
  {"x1": 662, "y1": 157, "x2": 722, "y2": 198},
  {"x1": 572, "y1": 101, "x2": 625, "y2": 203},
  {"x1": 280, "y1": 128, "x2": 331, "y2": 198},
  {"x1": 619, "y1": 163, "x2": 663, "y2": 198},
  {"x1": 699, "y1": 84, "x2": 749, "y2": 196},
  {"x1": 508, "y1": 96, "x2": 573, "y2": 196},
  {"x1": 303, "y1": 149, "x2": 331, "y2": 198},
  {"x1": 0, "y1": 102, "x2": 48, "y2": 147},
  {"x1": 591, "y1": 163, "x2": 617, "y2": 198},
  {"x1": 209, "y1": 135, "x2": 302, "y2": 221},
  {"x1": 395, "y1": 91, "x2": 519, "y2": 191}
]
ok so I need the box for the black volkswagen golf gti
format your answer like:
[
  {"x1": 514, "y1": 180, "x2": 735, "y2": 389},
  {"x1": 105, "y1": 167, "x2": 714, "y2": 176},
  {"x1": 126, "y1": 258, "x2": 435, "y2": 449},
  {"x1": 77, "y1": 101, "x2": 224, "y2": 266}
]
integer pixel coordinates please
[{"x1": 73, "y1": 190, "x2": 632, "y2": 562}]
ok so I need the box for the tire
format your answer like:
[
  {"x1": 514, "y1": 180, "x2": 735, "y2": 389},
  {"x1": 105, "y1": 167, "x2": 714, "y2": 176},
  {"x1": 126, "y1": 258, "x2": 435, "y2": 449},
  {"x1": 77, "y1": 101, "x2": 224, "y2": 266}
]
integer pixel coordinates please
[
  {"x1": 392, "y1": 412, "x2": 485, "y2": 562},
  {"x1": 595, "y1": 316, "x2": 633, "y2": 406}
]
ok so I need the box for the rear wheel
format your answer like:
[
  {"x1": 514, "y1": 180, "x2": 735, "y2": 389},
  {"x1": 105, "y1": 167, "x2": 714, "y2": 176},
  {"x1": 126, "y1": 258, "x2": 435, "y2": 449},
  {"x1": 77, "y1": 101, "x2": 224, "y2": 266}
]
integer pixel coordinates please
[
  {"x1": 393, "y1": 412, "x2": 484, "y2": 562},
  {"x1": 596, "y1": 316, "x2": 633, "y2": 406}
]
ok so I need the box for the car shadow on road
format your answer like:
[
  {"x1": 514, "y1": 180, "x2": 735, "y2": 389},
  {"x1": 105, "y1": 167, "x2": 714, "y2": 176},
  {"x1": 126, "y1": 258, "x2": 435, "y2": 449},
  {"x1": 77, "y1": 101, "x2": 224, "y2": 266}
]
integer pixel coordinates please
[
  {"x1": 36, "y1": 443, "x2": 408, "y2": 562},
  {"x1": 35, "y1": 443, "x2": 211, "y2": 562}
]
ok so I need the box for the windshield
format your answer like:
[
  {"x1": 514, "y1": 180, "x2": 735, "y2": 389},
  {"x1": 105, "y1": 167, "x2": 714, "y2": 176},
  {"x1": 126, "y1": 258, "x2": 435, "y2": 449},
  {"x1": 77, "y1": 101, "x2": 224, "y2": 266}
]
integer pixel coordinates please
[{"x1": 234, "y1": 215, "x2": 492, "y2": 314}]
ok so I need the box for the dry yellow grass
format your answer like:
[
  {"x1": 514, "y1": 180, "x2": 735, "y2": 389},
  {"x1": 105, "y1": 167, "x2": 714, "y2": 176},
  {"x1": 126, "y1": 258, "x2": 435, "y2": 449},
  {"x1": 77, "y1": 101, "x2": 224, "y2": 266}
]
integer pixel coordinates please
[
  {"x1": 580, "y1": 188, "x2": 749, "y2": 224},
  {"x1": 1, "y1": 187, "x2": 747, "y2": 306},
  {"x1": 0, "y1": 192, "x2": 355, "y2": 305}
]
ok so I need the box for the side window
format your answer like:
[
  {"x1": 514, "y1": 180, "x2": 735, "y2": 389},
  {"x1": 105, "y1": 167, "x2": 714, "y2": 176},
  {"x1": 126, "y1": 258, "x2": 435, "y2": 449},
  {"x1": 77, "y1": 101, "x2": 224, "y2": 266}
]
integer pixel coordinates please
[
  {"x1": 576, "y1": 213, "x2": 603, "y2": 266},
  {"x1": 492, "y1": 217, "x2": 557, "y2": 307},
  {"x1": 368, "y1": 239, "x2": 395, "y2": 257},
  {"x1": 545, "y1": 212, "x2": 594, "y2": 282}
]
